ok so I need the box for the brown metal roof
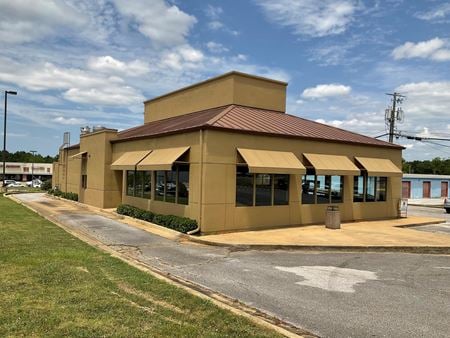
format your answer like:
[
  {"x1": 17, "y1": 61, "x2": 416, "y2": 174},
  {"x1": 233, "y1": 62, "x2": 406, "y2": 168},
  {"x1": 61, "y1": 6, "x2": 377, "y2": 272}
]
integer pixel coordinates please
[{"x1": 114, "y1": 105, "x2": 402, "y2": 149}]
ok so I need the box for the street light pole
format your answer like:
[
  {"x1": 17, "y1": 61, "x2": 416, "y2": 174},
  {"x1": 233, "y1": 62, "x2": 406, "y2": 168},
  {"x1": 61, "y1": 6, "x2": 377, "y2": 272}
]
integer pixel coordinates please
[
  {"x1": 2, "y1": 90, "x2": 17, "y2": 187},
  {"x1": 30, "y1": 150, "x2": 37, "y2": 185}
]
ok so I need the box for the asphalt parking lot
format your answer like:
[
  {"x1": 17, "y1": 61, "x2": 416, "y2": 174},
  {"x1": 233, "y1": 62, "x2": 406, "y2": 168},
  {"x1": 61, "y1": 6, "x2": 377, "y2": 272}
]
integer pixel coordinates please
[
  {"x1": 409, "y1": 205, "x2": 450, "y2": 234},
  {"x1": 13, "y1": 194, "x2": 450, "y2": 337}
]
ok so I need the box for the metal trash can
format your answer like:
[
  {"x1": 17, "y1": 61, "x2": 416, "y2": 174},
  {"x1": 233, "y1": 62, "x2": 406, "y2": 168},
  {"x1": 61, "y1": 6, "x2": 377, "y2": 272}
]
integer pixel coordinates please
[{"x1": 325, "y1": 205, "x2": 340, "y2": 229}]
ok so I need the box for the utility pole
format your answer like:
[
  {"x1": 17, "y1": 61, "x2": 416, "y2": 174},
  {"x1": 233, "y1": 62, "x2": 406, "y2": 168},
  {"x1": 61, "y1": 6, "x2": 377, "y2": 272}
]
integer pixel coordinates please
[
  {"x1": 3, "y1": 90, "x2": 17, "y2": 187},
  {"x1": 30, "y1": 150, "x2": 37, "y2": 184},
  {"x1": 385, "y1": 92, "x2": 405, "y2": 143}
]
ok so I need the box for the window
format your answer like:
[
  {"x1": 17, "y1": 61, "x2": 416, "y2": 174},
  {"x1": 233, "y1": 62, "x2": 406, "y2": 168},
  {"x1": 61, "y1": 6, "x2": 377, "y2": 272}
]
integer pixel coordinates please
[
  {"x1": 302, "y1": 175, "x2": 344, "y2": 204},
  {"x1": 353, "y1": 176, "x2": 364, "y2": 202},
  {"x1": 81, "y1": 175, "x2": 87, "y2": 189},
  {"x1": 127, "y1": 170, "x2": 151, "y2": 199},
  {"x1": 330, "y1": 176, "x2": 343, "y2": 203},
  {"x1": 301, "y1": 175, "x2": 315, "y2": 204},
  {"x1": 236, "y1": 166, "x2": 254, "y2": 206},
  {"x1": 143, "y1": 171, "x2": 151, "y2": 199},
  {"x1": 154, "y1": 164, "x2": 190, "y2": 204},
  {"x1": 274, "y1": 174, "x2": 289, "y2": 205},
  {"x1": 236, "y1": 166, "x2": 289, "y2": 207},
  {"x1": 177, "y1": 164, "x2": 189, "y2": 205},
  {"x1": 376, "y1": 177, "x2": 387, "y2": 202},
  {"x1": 126, "y1": 170, "x2": 135, "y2": 196},
  {"x1": 155, "y1": 171, "x2": 165, "y2": 201},
  {"x1": 255, "y1": 174, "x2": 272, "y2": 206},
  {"x1": 353, "y1": 175, "x2": 387, "y2": 202}
]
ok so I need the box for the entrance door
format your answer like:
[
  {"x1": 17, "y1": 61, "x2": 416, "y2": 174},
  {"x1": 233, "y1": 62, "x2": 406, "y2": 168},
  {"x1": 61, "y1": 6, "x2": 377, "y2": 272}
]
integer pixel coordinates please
[
  {"x1": 441, "y1": 181, "x2": 449, "y2": 198},
  {"x1": 423, "y1": 181, "x2": 431, "y2": 198},
  {"x1": 402, "y1": 181, "x2": 411, "y2": 198}
]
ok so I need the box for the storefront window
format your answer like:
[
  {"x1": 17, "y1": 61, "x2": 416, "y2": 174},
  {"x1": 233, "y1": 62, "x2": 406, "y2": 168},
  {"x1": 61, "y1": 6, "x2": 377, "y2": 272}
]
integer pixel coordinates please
[
  {"x1": 177, "y1": 165, "x2": 189, "y2": 205},
  {"x1": 376, "y1": 177, "x2": 387, "y2": 202},
  {"x1": 274, "y1": 174, "x2": 289, "y2": 205},
  {"x1": 135, "y1": 171, "x2": 144, "y2": 197},
  {"x1": 317, "y1": 175, "x2": 331, "y2": 204},
  {"x1": 255, "y1": 174, "x2": 272, "y2": 206},
  {"x1": 366, "y1": 176, "x2": 376, "y2": 202},
  {"x1": 143, "y1": 171, "x2": 151, "y2": 199},
  {"x1": 166, "y1": 169, "x2": 177, "y2": 203},
  {"x1": 236, "y1": 167, "x2": 290, "y2": 207},
  {"x1": 353, "y1": 176, "x2": 364, "y2": 202},
  {"x1": 155, "y1": 171, "x2": 165, "y2": 201},
  {"x1": 302, "y1": 175, "x2": 315, "y2": 204},
  {"x1": 236, "y1": 166, "x2": 254, "y2": 206},
  {"x1": 330, "y1": 176, "x2": 343, "y2": 203},
  {"x1": 154, "y1": 165, "x2": 190, "y2": 204},
  {"x1": 302, "y1": 175, "x2": 343, "y2": 204},
  {"x1": 126, "y1": 170, "x2": 135, "y2": 196}
]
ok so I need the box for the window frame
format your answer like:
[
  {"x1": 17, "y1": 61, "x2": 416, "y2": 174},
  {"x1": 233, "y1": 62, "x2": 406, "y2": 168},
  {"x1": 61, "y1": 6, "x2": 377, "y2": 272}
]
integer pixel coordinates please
[
  {"x1": 353, "y1": 175, "x2": 388, "y2": 202},
  {"x1": 126, "y1": 170, "x2": 152, "y2": 199},
  {"x1": 301, "y1": 174, "x2": 344, "y2": 204},
  {"x1": 154, "y1": 163, "x2": 190, "y2": 205},
  {"x1": 236, "y1": 165, "x2": 290, "y2": 207}
]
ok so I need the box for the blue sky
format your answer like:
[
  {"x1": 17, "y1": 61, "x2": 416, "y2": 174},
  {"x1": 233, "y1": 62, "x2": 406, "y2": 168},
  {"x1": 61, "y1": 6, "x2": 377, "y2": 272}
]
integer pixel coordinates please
[{"x1": 1, "y1": 0, "x2": 450, "y2": 160}]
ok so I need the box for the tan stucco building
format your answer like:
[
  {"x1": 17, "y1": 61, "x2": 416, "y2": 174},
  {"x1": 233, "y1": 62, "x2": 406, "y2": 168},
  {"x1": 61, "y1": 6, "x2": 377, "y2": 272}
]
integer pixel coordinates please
[{"x1": 53, "y1": 71, "x2": 403, "y2": 234}]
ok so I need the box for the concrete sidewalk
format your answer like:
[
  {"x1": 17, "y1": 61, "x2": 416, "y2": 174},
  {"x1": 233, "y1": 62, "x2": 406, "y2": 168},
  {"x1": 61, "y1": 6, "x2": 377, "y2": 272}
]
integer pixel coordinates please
[
  {"x1": 194, "y1": 217, "x2": 450, "y2": 251},
  {"x1": 408, "y1": 198, "x2": 445, "y2": 207}
]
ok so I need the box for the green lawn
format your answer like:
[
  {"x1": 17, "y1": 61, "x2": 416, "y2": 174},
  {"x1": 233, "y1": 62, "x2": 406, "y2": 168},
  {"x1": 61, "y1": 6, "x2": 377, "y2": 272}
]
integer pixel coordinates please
[{"x1": 0, "y1": 195, "x2": 280, "y2": 337}]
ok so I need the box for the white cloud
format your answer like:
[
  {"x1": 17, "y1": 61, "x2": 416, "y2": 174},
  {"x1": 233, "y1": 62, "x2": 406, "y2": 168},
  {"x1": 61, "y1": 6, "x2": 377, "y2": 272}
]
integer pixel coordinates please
[
  {"x1": 53, "y1": 116, "x2": 87, "y2": 125},
  {"x1": 204, "y1": 5, "x2": 223, "y2": 20},
  {"x1": 112, "y1": 0, "x2": 196, "y2": 46},
  {"x1": 206, "y1": 41, "x2": 229, "y2": 53},
  {"x1": 0, "y1": 0, "x2": 85, "y2": 44},
  {"x1": 302, "y1": 84, "x2": 351, "y2": 99},
  {"x1": 416, "y1": 3, "x2": 450, "y2": 21},
  {"x1": 208, "y1": 21, "x2": 224, "y2": 30},
  {"x1": 159, "y1": 45, "x2": 204, "y2": 70},
  {"x1": 87, "y1": 56, "x2": 150, "y2": 76},
  {"x1": 255, "y1": 0, "x2": 360, "y2": 37},
  {"x1": 392, "y1": 38, "x2": 450, "y2": 61},
  {"x1": 64, "y1": 86, "x2": 143, "y2": 105}
]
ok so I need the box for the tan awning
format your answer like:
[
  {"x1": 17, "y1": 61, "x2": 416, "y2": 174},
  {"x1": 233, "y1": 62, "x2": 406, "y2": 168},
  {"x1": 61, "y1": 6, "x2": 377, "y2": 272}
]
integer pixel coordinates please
[
  {"x1": 237, "y1": 148, "x2": 306, "y2": 175},
  {"x1": 304, "y1": 153, "x2": 360, "y2": 176},
  {"x1": 70, "y1": 151, "x2": 87, "y2": 159},
  {"x1": 137, "y1": 146, "x2": 189, "y2": 171},
  {"x1": 110, "y1": 150, "x2": 151, "y2": 170},
  {"x1": 355, "y1": 157, "x2": 402, "y2": 177}
]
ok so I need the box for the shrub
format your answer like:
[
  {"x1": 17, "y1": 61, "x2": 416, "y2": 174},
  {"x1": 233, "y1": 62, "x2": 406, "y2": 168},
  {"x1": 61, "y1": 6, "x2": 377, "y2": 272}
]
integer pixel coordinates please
[
  {"x1": 116, "y1": 204, "x2": 197, "y2": 234},
  {"x1": 40, "y1": 180, "x2": 52, "y2": 191},
  {"x1": 48, "y1": 188, "x2": 78, "y2": 201}
]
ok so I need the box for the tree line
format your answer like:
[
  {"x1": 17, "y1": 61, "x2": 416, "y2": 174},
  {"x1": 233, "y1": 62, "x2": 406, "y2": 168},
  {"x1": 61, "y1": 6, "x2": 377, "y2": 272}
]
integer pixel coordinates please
[
  {"x1": 3, "y1": 151, "x2": 57, "y2": 164},
  {"x1": 403, "y1": 157, "x2": 450, "y2": 175}
]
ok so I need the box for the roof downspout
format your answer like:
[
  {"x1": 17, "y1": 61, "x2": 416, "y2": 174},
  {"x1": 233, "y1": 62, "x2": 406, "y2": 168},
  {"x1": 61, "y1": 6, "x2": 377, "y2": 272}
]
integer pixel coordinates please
[{"x1": 187, "y1": 128, "x2": 203, "y2": 235}]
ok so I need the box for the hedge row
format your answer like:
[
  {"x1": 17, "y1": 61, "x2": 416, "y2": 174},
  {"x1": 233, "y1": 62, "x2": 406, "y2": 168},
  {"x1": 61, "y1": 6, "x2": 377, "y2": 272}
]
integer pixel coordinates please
[
  {"x1": 48, "y1": 189, "x2": 78, "y2": 201},
  {"x1": 116, "y1": 204, "x2": 198, "y2": 234}
]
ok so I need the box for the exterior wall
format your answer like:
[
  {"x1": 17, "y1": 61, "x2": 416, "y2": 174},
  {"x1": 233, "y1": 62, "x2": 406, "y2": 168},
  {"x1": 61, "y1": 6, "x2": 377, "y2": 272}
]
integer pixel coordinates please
[
  {"x1": 402, "y1": 177, "x2": 450, "y2": 199},
  {"x1": 52, "y1": 162, "x2": 59, "y2": 188},
  {"x1": 2, "y1": 162, "x2": 52, "y2": 181},
  {"x1": 144, "y1": 72, "x2": 287, "y2": 123},
  {"x1": 199, "y1": 129, "x2": 403, "y2": 234},
  {"x1": 56, "y1": 147, "x2": 81, "y2": 194},
  {"x1": 79, "y1": 130, "x2": 121, "y2": 208},
  {"x1": 112, "y1": 131, "x2": 201, "y2": 222}
]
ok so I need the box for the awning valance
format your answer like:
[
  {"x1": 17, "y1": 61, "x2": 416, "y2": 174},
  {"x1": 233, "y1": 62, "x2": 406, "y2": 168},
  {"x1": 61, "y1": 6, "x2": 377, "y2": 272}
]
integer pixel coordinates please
[
  {"x1": 355, "y1": 157, "x2": 402, "y2": 177},
  {"x1": 110, "y1": 150, "x2": 151, "y2": 171},
  {"x1": 70, "y1": 151, "x2": 87, "y2": 159},
  {"x1": 137, "y1": 146, "x2": 189, "y2": 171},
  {"x1": 237, "y1": 148, "x2": 306, "y2": 175},
  {"x1": 303, "y1": 153, "x2": 360, "y2": 176}
]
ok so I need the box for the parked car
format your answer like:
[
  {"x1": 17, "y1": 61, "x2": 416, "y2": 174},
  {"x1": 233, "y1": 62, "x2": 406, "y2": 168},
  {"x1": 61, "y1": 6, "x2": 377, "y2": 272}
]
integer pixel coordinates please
[
  {"x1": 445, "y1": 198, "x2": 450, "y2": 214},
  {"x1": 26, "y1": 179, "x2": 42, "y2": 188},
  {"x1": 3, "y1": 179, "x2": 16, "y2": 187},
  {"x1": 7, "y1": 181, "x2": 25, "y2": 188}
]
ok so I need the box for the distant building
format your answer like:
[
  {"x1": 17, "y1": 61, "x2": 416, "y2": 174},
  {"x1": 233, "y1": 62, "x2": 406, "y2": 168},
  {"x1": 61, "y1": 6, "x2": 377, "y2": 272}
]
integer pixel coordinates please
[
  {"x1": 402, "y1": 174, "x2": 450, "y2": 199},
  {"x1": 53, "y1": 71, "x2": 403, "y2": 234},
  {"x1": 2, "y1": 162, "x2": 53, "y2": 181}
]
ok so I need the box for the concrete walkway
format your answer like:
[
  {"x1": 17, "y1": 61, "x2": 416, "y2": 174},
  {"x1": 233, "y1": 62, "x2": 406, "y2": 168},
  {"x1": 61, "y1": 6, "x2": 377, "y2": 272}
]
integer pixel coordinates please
[
  {"x1": 408, "y1": 198, "x2": 445, "y2": 207},
  {"x1": 198, "y1": 217, "x2": 450, "y2": 249}
]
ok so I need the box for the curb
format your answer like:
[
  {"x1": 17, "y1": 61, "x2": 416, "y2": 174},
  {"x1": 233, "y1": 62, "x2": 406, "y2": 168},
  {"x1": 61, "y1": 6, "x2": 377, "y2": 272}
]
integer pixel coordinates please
[
  {"x1": 6, "y1": 194, "x2": 313, "y2": 338},
  {"x1": 187, "y1": 236, "x2": 450, "y2": 254}
]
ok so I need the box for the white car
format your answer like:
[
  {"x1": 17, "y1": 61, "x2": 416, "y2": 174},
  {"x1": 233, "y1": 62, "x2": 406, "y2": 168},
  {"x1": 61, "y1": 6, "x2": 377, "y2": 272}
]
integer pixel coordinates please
[
  {"x1": 7, "y1": 182, "x2": 25, "y2": 188},
  {"x1": 26, "y1": 179, "x2": 42, "y2": 188}
]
